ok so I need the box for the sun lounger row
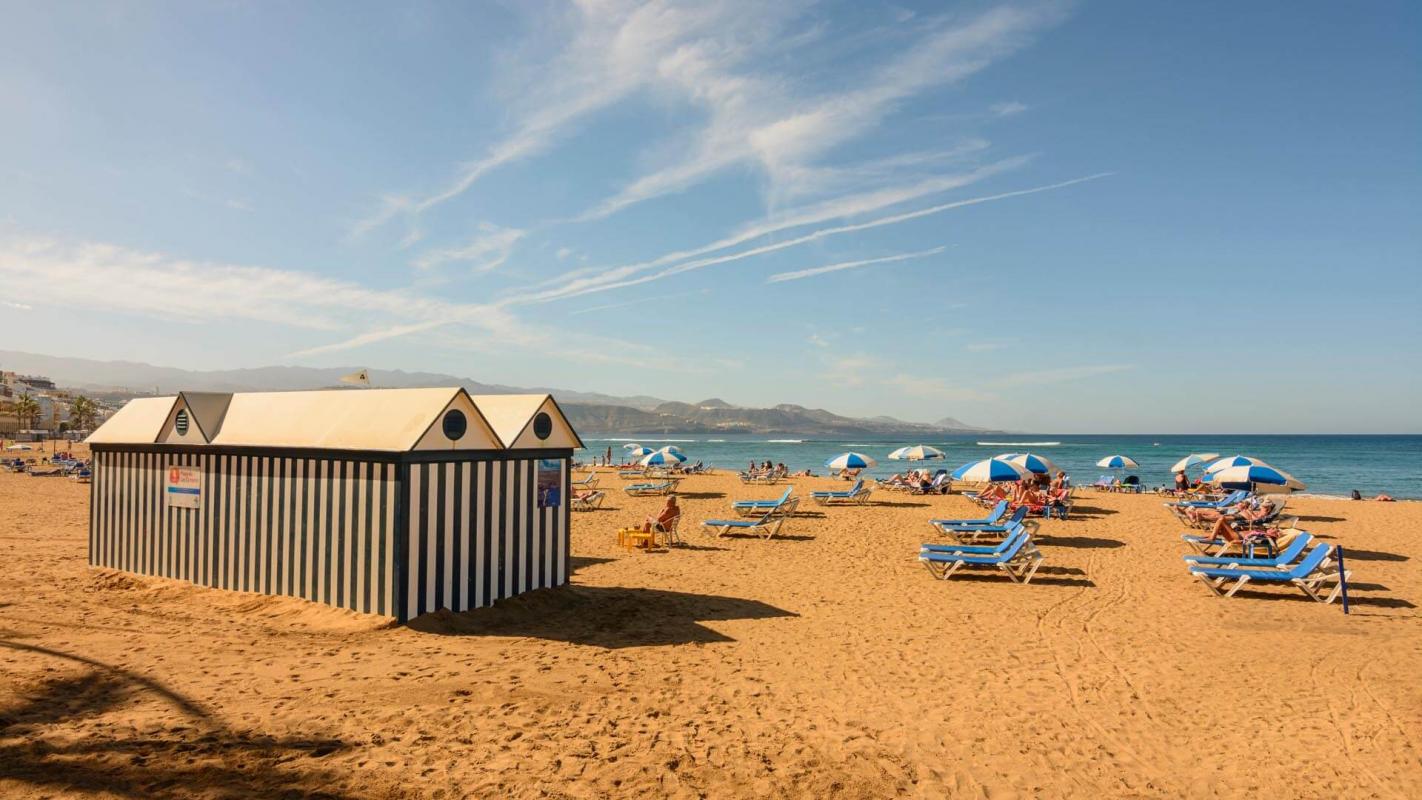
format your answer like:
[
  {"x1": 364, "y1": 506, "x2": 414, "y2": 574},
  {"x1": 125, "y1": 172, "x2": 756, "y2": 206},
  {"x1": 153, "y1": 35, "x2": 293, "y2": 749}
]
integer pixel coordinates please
[
  {"x1": 918, "y1": 524, "x2": 1045, "y2": 584},
  {"x1": 1184, "y1": 535, "x2": 1349, "y2": 604},
  {"x1": 810, "y1": 478, "x2": 874, "y2": 505}
]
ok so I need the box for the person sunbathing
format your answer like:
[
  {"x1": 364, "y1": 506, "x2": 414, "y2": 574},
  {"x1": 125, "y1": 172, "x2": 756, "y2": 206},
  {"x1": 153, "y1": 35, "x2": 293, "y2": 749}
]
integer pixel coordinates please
[
  {"x1": 978, "y1": 483, "x2": 1008, "y2": 502},
  {"x1": 1185, "y1": 497, "x2": 1274, "y2": 525}
]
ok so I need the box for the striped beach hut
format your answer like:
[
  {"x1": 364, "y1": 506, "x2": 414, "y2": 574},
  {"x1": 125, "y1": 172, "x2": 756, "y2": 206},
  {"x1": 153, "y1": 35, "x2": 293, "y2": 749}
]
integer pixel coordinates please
[{"x1": 85, "y1": 388, "x2": 583, "y2": 622}]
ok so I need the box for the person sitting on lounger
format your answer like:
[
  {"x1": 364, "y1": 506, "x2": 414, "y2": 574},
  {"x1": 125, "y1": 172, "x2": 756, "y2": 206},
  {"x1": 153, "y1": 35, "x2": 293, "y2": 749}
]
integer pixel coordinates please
[
  {"x1": 643, "y1": 496, "x2": 680, "y2": 534},
  {"x1": 1173, "y1": 471, "x2": 1190, "y2": 494},
  {"x1": 1185, "y1": 497, "x2": 1274, "y2": 525}
]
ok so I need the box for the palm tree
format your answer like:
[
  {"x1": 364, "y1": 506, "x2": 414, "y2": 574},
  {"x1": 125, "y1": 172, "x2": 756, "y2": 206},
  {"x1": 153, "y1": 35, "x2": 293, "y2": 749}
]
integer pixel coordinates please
[
  {"x1": 70, "y1": 395, "x2": 98, "y2": 431},
  {"x1": 14, "y1": 393, "x2": 39, "y2": 431}
]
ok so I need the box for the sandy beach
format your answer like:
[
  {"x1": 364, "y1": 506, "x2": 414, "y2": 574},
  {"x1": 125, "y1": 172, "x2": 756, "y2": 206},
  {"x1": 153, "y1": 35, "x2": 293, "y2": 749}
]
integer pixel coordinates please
[{"x1": 2, "y1": 454, "x2": 1419, "y2": 799}]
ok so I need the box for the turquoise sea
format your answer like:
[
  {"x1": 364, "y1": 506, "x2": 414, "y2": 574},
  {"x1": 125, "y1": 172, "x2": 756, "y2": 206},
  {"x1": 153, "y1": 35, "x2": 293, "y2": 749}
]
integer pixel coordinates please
[{"x1": 581, "y1": 434, "x2": 1422, "y2": 500}]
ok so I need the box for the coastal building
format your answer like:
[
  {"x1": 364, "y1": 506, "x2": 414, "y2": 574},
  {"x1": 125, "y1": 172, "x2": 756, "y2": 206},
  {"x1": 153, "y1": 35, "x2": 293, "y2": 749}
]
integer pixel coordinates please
[{"x1": 85, "y1": 388, "x2": 582, "y2": 621}]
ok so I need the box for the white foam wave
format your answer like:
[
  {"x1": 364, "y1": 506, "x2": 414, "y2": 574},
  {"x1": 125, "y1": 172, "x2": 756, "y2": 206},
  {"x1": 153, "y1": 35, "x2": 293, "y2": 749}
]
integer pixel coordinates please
[
  {"x1": 764, "y1": 439, "x2": 805, "y2": 443},
  {"x1": 977, "y1": 441, "x2": 1061, "y2": 447}
]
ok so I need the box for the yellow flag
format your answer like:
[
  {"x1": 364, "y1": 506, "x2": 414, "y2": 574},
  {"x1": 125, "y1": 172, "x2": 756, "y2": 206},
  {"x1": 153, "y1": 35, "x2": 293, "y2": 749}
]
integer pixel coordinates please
[{"x1": 339, "y1": 369, "x2": 370, "y2": 387}]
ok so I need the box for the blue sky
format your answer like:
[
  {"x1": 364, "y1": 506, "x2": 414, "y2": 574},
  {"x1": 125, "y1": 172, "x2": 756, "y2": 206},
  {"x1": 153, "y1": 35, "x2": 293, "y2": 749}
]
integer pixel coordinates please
[{"x1": 1, "y1": 0, "x2": 1418, "y2": 432}]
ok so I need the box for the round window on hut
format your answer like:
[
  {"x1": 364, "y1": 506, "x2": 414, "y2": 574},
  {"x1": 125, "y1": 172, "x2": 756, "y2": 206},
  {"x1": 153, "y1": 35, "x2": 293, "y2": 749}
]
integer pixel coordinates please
[
  {"x1": 174, "y1": 409, "x2": 189, "y2": 436},
  {"x1": 441, "y1": 409, "x2": 468, "y2": 441},
  {"x1": 532, "y1": 412, "x2": 553, "y2": 440}
]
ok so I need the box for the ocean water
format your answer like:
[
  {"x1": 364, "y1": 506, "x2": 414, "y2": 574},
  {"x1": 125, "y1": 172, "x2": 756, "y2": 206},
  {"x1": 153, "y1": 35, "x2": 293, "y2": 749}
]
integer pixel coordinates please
[{"x1": 581, "y1": 434, "x2": 1422, "y2": 500}]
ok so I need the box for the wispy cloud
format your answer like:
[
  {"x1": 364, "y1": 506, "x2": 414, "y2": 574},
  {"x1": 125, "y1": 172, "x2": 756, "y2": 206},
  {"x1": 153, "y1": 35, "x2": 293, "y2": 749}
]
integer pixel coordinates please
[
  {"x1": 580, "y1": 4, "x2": 1063, "y2": 219},
  {"x1": 505, "y1": 173, "x2": 1111, "y2": 306},
  {"x1": 964, "y1": 340, "x2": 1013, "y2": 352},
  {"x1": 995, "y1": 364, "x2": 1134, "y2": 387},
  {"x1": 352, "y1": 0, "x2": 801, "y2": 237},
  {"x1": 411, "y1": 223, "x2": 525, "y2": 272},
  {"x1": 0, "y1": 231, "x2": 689, "y2": 372},
  {"x1": 566, "y1": 289, "x2": 707, "y2": 316},
  {"x1": 2, "y1": 299, "x2": 33, "y2": 311},
  {"x1": 888, "y1": 374, "x2": 996, "y2": 402},
  {"x1": 767, "y1": 246, "x2": 946, "y2": 283},
  {"x1": 989, "y1": 100, "x2": 1028, "y2": 117}
]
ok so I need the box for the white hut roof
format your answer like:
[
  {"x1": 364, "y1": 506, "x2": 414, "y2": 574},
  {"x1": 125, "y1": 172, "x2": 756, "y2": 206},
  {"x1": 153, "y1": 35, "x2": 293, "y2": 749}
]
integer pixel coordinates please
[
  {"x1": 88, "y1": 388, "x2": 527, "y2": 452},
  {"x1": 210, "y1": 388, "x2": 480, "y2": 451},
  {"x1": 471, "y1": 394, "x2": 585, "y2": 450},
  {"x1": 85, "y1": 396, "x2": 178, "y2": 444}
]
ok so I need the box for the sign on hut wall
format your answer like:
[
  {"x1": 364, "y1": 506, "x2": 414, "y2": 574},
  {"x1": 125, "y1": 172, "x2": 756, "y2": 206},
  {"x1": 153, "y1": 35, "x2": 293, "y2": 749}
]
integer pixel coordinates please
[
  {"x1": 537, "y1": 459, "x2": 561, "y2": 508},
  {"x1": 165, "y1": 465, "x2": 203, "y2": 509}
]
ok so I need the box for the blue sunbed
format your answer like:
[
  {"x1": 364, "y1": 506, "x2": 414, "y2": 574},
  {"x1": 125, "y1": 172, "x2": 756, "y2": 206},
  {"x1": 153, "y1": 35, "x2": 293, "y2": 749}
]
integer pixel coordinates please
[
  {"x1": 918, "y1": 531, "x2": 1044, "y2": 583},
  {"x1": 1188, "y1": 544, "x2": 1348, "y2": 603}
]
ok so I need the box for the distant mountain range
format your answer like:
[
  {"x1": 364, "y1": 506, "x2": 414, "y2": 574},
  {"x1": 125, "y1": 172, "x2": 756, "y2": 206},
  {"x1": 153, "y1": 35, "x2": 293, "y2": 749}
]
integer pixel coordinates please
[{"x1": 0, "y1": 350, "x2": 994, "y2": 436}]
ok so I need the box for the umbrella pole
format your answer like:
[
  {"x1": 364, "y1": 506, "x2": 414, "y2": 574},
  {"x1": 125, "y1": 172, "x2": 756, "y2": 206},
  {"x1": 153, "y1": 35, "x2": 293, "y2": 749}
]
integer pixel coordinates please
[{"x1": 1336, "y1": 546, "x2": 1350, "y2": 614}]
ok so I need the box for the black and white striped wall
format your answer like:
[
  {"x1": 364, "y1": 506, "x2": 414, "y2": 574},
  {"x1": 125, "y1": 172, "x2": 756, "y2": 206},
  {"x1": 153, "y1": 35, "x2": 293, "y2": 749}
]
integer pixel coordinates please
[
  {"x1": 402, "y1": 458, "x2": 568, "y2": 620},
  {"x1": 89, "y1": 448, "x2": 571, "y2": 621}
]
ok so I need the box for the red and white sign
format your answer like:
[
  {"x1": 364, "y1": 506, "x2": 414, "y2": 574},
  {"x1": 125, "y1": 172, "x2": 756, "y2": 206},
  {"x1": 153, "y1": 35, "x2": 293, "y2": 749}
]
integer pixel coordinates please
[{"x1": 165, "y1": 466, "x2": 203, "y2": 509}]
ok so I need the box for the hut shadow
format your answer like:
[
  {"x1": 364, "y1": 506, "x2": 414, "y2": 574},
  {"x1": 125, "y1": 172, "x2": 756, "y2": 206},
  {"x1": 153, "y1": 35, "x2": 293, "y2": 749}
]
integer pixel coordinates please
[
  {"x1": 1036, "y1": 536, "x2": 1126, "y2": 549},
  {"x1": 569, "y1": 555, "x2": 616, "y2": 574},
  {"x1": 0, "y1": 641, "x2": 353, "y2": 800},
  {"x1": 407, "y1": 586, "x2": 797, "y2": 648},
  {"x1": 1334, "y1": 548, "x2": 1409, "y2": 563}
]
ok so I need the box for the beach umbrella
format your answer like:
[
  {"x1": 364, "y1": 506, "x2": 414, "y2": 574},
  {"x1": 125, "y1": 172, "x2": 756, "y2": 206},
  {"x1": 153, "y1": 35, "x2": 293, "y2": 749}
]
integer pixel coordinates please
[
  {"x1": 622, "y1": 442, "x2": 643, "y2": 451},
  {"x1": 1003, "y1": 452, "x2": 1059, "y2": 476},
  {"x1": 625, "y1": 446, "x2": 655, "y2": 458},
  {"x1": 951, "y1": 458, "x2": 1029, "y2": 483},
  {"x1": 1205, "y1": 455, "x2": 1270, "y2": 474},
  {"x1": 640, "y1": 448, "x2": 687, "y2": 466},
  {"x1": 1096, "y1": 455, "x2": 1139, "y2": 469},
  {"x1": 825, "y1": 452, "x2": 877, "y2": 470},
  {"x1": 1208, "y1": 464, "x2": 1306, "y2": 492},
  {"x1": 888, "y1": 445, "x2": 945, "y2": 461},
  {"x1": 1169, "y1": 453, "x2": 1221, "y2": 473},
  {"x1": 660, "y1": 445, "x2": 685, "y2": 455}
]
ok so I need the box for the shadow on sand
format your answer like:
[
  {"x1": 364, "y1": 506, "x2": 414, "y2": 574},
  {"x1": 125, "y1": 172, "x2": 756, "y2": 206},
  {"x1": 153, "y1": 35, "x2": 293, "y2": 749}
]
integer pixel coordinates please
[
  {"x1": 0, "y1": 640, "x2": 353, "y2": 800},
  {"x1": 1036, "y1": 536, "x2": 1126, "y2": 549},
  {"x1": 407, "y1": 585, "x2": 797, "y2": 648}
]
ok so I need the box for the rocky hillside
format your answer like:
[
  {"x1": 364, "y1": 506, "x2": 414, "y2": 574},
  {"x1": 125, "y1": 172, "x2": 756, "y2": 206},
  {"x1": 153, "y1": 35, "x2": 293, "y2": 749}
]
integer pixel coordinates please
[{"x1": 563, "y1": 399, "x2": 991, "y2": 436}]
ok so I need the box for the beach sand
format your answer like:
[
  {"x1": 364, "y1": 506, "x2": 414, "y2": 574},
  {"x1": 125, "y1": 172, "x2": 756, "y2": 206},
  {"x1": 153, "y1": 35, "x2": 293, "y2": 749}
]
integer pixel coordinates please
[{"x1": 2, "y1": 454, "x2": 1419, "y2": 798}]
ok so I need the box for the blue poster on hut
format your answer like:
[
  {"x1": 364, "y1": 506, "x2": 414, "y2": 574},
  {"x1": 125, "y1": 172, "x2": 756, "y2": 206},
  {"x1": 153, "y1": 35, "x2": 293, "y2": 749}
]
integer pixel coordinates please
[{"x1": 536, "y1": 459, "x2": 561, "y2": 508}]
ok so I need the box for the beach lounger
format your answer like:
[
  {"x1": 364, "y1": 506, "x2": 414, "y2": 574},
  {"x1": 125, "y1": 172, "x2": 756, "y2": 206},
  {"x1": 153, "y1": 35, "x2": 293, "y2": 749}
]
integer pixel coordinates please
[
  {"x1": 1182, "y1": 531, "x2": 1313, "y2": 567},
  {"x1": 810, "y1": 479, "x2": 873, "y2": 505},
  {"x1": 701, "y1": 499, "x2": 798, "y2": 540},
  {"x1": 570, "y1": 491, "x2": 605, "y2": 511},
  {"x1": 918, "y1": 531, "x2": 1044, "y2": 583},
  {"x1": 920, "y1": 525, "x2": 1029, "y2": 556},
  {"x1": 572, "y1": 473, "x2": 599, "y2": 489},
  {"x1": 1173, "y1": 489, "x2": 1249, "y2": 509},
  {"x1": 624, "y1": 481, "x2": 677, "y2": 497},
  {"x1": 932, "y1": 508, "x2": 1031, "y2": 542},
  {"x1": 732, "y1": 487, "x2": 793, "y2": 516},
  {"x1": 1189, "y1": 543, "x2": 1349, "y2": 603},
  {"x1": 929, "y1": 500, "x2": 1009, "y2": 529}
]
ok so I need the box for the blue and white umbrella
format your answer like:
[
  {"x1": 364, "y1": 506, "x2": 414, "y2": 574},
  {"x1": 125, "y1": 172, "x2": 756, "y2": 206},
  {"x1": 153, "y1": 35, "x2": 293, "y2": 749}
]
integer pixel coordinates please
[
  {"x1": 825, "y1": 452, "x2": 877, "y2": 470},
  {"x1": 1205, "y1": 455, "x2": 1269, "y2": 474},
  {"x1": 1096, "y1": 455, "x2": 1139, "y2": 469},
  {"x1": 1170, "y1": 452, "x2": 1221, "y2": 473},
  {"x1": 888, "y1": 445, "x2": 945, "y2": 461},
  {"x1": 622, "y1": 442, "x2": 644, "y2": 451},
  {"x1": 641, "y1": 448, "x2": 688, "y2": 466},
  {"x1": 1208, "y1": 464, "x2": 1305, "y2": 492},
  {"x1": 625, "y1": 446, "x2": 655, "y2": 458},
  {"x1": 659, "y1": 445, "x2": 686, "y2": 455},
  {"x1": 952, "y1": 458, "x2": 1029, "y2": 483},
  {"x1": 1003, "y1": 452, "x2": 1059, "y2": 475}
]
